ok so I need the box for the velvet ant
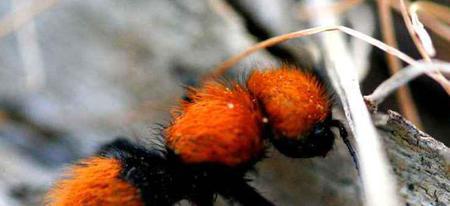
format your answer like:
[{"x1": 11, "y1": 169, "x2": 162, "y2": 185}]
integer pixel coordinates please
[{"x1": 46, "y1": 65, "x2": 357, "y2": 206}]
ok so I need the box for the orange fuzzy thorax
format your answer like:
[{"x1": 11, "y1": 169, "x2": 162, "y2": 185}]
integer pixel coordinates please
[
  {"x1": 166, "y1": 81, "x2": 264, "y2": 167},
  {"x1": 247, "y1": 66, "x2": 330, "y2": 139},
  {"x1": 46, "y1": 157, "x2": 143, "y2": 206}
]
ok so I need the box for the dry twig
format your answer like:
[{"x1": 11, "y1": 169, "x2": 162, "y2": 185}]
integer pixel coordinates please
[
  {"x1": 208, "y1": 25, "x2": 418, "y2": 80},
  {"x1": 397, "y1": 0, "x2": 450, "y2": 95},
  {"x1": 377, "y1": 0, "x2": 422, "y2": 128},
  {"x1": 365, "y1": 60, "x2": 450, "y2": 107}
]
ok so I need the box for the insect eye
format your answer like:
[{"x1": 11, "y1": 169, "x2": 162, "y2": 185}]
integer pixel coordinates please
[{"x1": 312, "y1": 125, "x2": 326, "y2": 136}]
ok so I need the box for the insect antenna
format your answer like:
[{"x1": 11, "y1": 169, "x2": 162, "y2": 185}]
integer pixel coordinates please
[{"x1": 330, "y1": 120, "x2": 360, "y2": 173}]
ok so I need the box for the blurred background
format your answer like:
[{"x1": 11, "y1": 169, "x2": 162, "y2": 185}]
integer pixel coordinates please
[{"x1": 0, "y1": 0, "x2": 448, "y2": 205}]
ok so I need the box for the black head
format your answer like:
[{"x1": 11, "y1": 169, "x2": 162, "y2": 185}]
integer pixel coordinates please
[
  {"x1": 269, "y1": 119, "x2": 359, "y2": 171},
  {"x1": 270, "y1": 120, "x2": 335, "y2": 158}
]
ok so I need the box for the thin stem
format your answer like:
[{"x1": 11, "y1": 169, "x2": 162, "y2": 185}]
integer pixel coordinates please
[
  {"x1": 365, "y1": 60, "x2": 450, "y2": 106},
  {"x1": 399, "y1": 0, "x2": 432, "y2": 60},
  {"x1": 206, "y1": 25, "x2": 418, "y2": 81},
  {"x1": 396, "y1": 0, "x2": 450, "y2": 94},
  {"x1": 377, "y1": 0, "x2": 423, "y2": 128},
  {"x1": 390, "y1": 0, "x2": 450, "y2": 42}
]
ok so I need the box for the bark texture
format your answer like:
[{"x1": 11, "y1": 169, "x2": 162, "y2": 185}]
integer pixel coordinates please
[{"x1": 376, "y1": 111, "x2": 449, "y2": 206}]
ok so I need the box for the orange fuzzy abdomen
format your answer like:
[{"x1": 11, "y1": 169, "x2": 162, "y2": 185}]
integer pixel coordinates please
[
  {"x1": 46, "y1": 157, "x2": 143, "y2": 206},
  {"x1": 247, "y1": 66, "x2": 330, "y2": 139},
  {"x1": 166, "y1": 82, "x2": 264, "y2": 167}
]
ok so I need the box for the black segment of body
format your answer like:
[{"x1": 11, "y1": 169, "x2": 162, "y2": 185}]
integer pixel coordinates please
[
  {"x1": 98, "y1": 138, "x2": 274, "y2": 206},
  {"x1": 268, "y1": 115, "x2": 335, "y2": 158}
]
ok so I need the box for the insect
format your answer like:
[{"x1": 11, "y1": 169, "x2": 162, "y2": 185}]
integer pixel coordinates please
[{"x1": 46, "y1": 65, "x2": 357, "y2": 206}]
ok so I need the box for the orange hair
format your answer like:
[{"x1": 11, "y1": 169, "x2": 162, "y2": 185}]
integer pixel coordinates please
[
  {"x1": 166, "y1": 81, "x2": 264, "y2": 167},
  {"x1": 46, "y1": 157, "x2": 143, "y2": 206},
  {"x1": 247, "y1": 66, "x2": 330, "y2": 139}
]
